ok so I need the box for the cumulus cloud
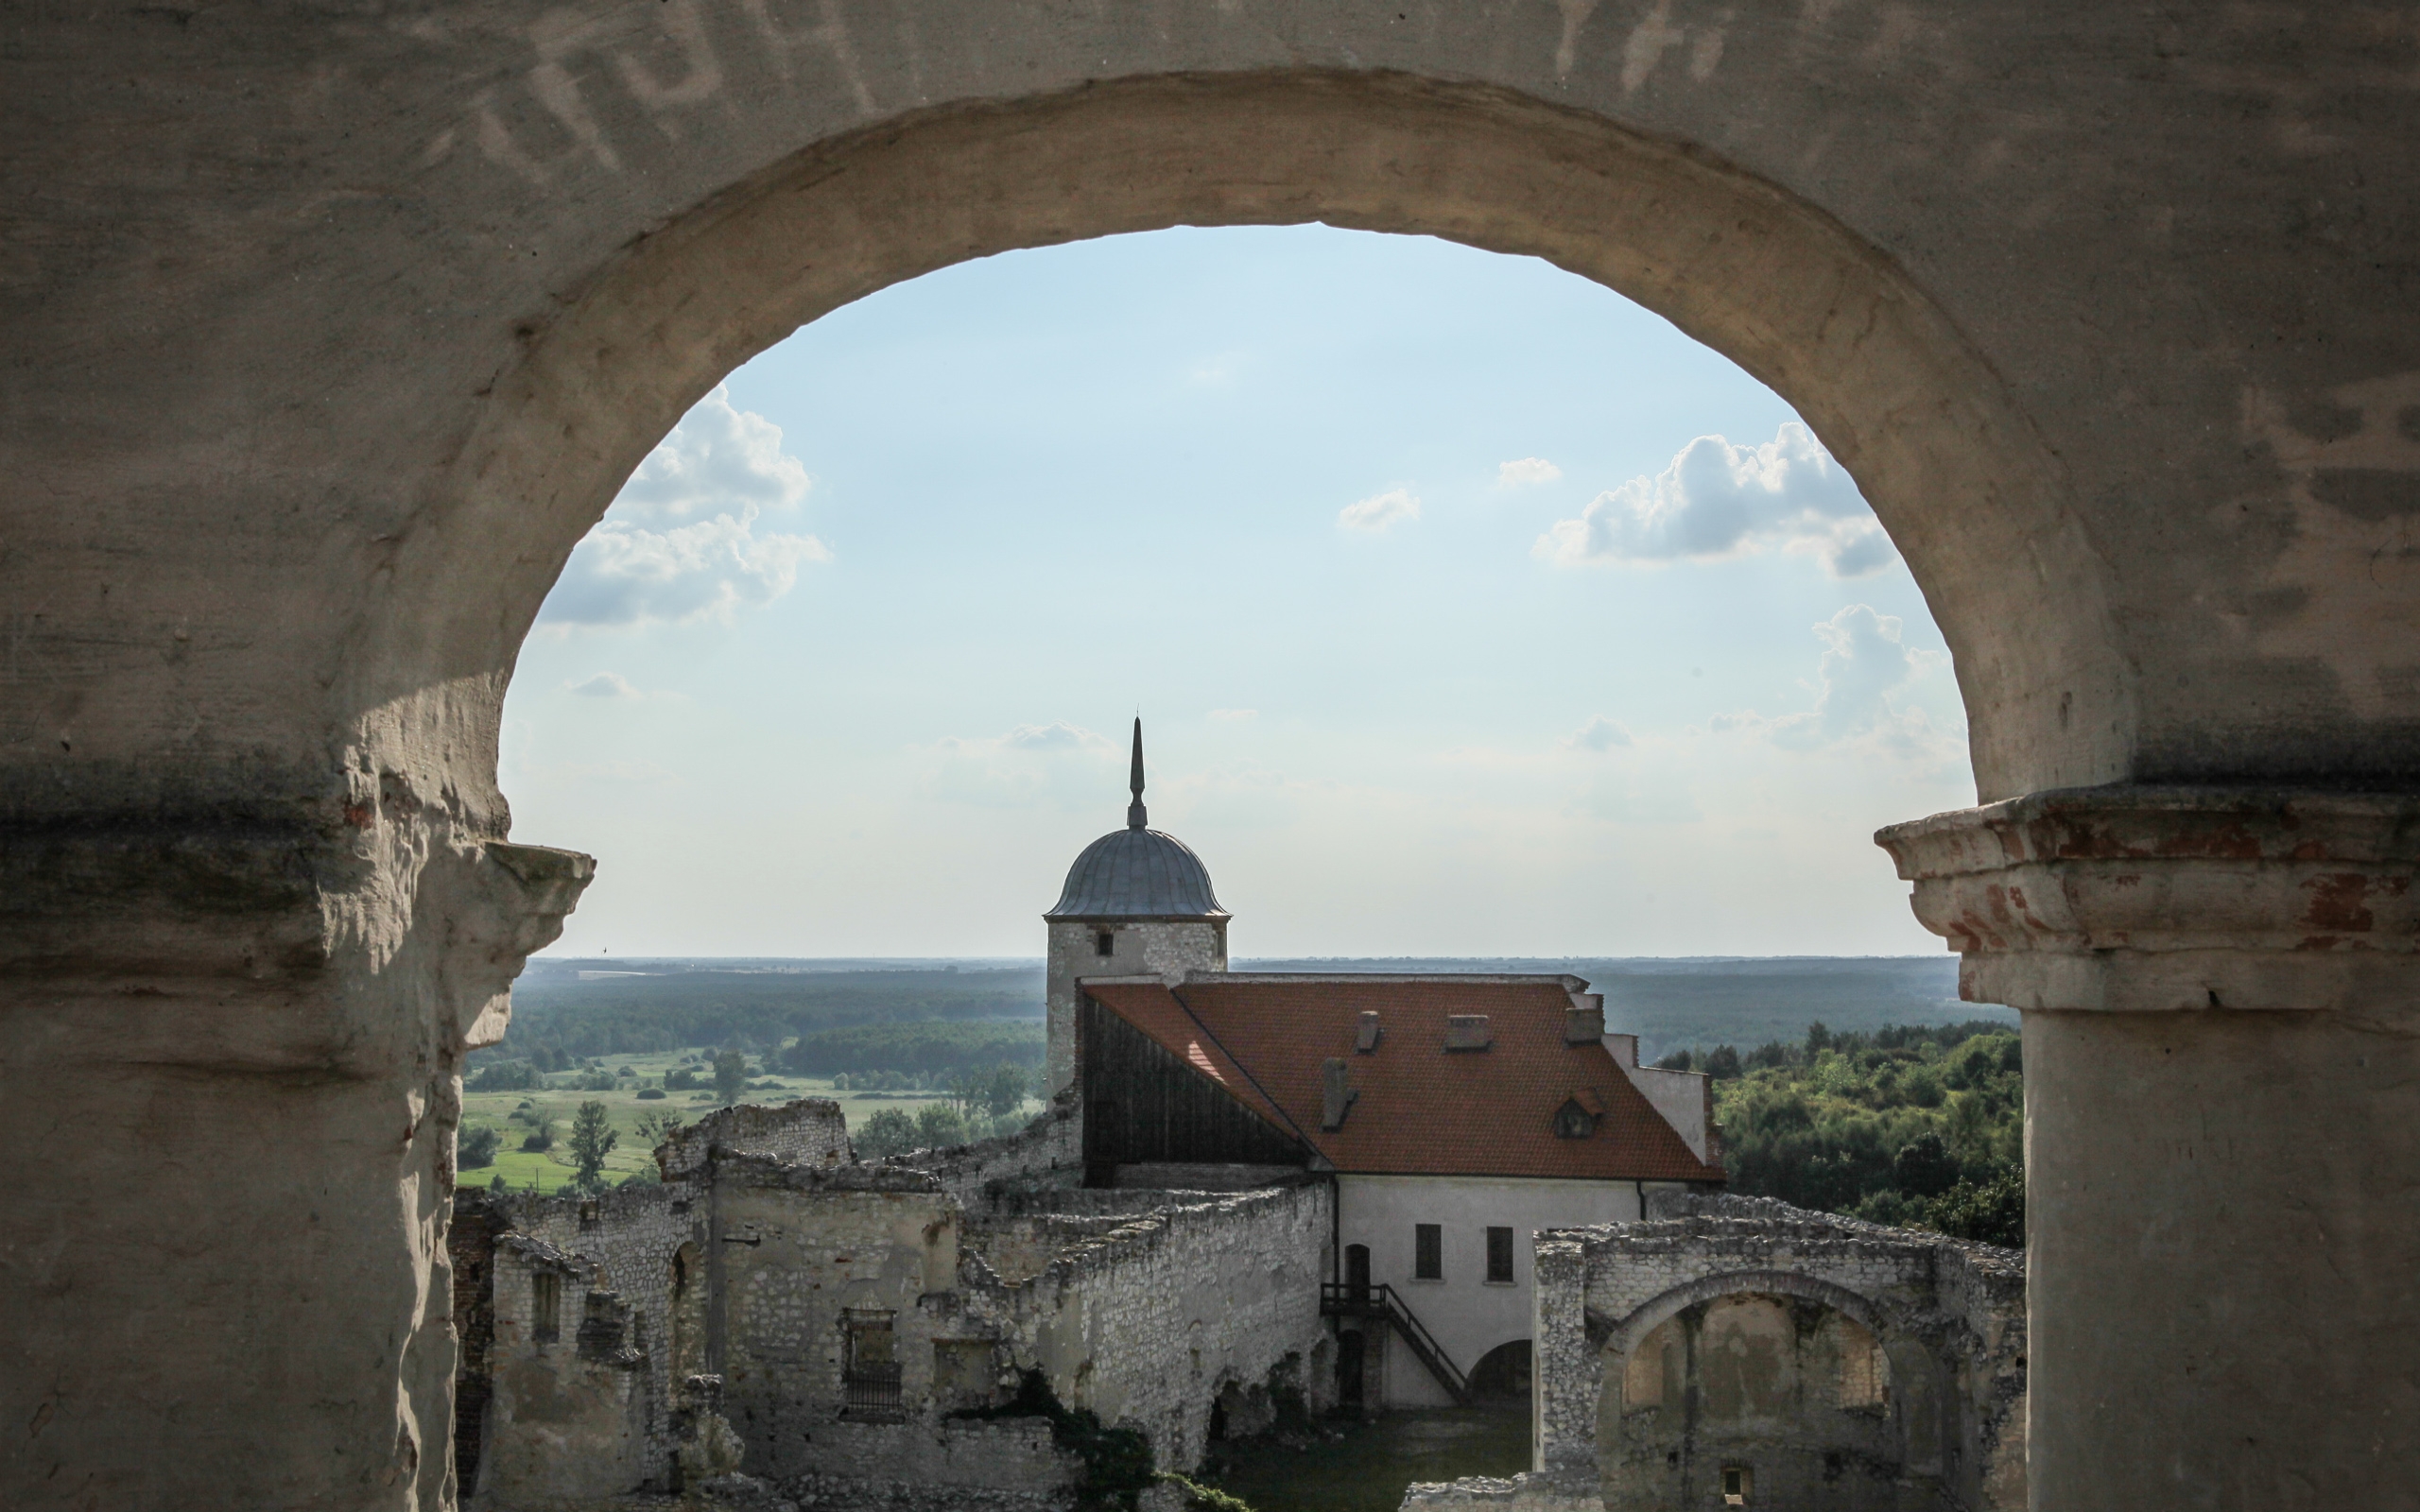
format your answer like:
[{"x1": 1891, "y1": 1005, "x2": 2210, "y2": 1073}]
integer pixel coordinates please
[
  {"x1": 569, "y1": 672, "x2": 638, "y2": 698},
  {"x1": 1209, "y1": 709, "x2": 1259, "y2": 723},
  {"x1": 1563, "y1": 715, "x2": 1634, "y2": 751},
  {"x1": 1711, "y1": 605, "x2": 1954, "y2": 756},
  {"x1": 543, "y1": 510, "x2": 830, "y2": 627},
  {"x1": 539, "y1": 387, "x2": 827, "y2": 629},
  {"x1": 1496, "y1": 457, "x2": 1563, "y2": 489},
  {"x1": 1536, "y1": 422, "x2": 1893, "y2": 576},
  {"x1": 1339, "y1": 488, "x2": 1421, "y2": 533},
  {"x1": 613, "y1": 386, "x2": 810, "y2": 524}
]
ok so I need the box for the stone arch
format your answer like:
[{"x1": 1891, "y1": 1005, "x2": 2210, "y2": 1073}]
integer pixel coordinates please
[
  {"x1": 1598, "y1": 1268, "x2": 1901, "y2": 1362},
  {"x1": 391, "y1": 69, "x2": 2125, "y2": 808},
  {"x1": 1597, "y1": 1278, "x2": 1955, "y2": 1510}
]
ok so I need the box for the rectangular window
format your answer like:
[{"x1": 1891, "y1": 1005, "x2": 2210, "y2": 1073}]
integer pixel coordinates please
[
  {"x1": 1094, "y1": 929, "x2": 1115, "y2": 957},
  {"x1": 531, "y1": 1271, "x2": 561, "y2": 1343},
  {"x1": 844, "y1": 1308, "x2": 904, "y2": 1418},
  {"x1": 1414, "y1": 1223, "x2": 1442, "y2": 1280},
  {"x1": 1722, "y1": 1465, "x2": 1752, "y2": 1505},
  {"x1": 1486, "y1": 1226, "x2": 1514, "y2": 1284}
]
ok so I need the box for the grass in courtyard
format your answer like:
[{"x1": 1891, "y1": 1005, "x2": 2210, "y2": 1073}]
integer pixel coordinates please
[
  {"x1": 455, "y1": 1049, "x2": 1005, "y2": 1195},
  {"x1": 1198, "y1": 1402, "x2": 1530, "y2": 1512}
]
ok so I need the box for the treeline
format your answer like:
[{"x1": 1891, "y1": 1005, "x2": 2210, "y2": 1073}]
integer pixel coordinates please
[
  {"x1": 1658, "y1": 1021, "x2": 2025, "y2": 1246},
  {"x1": 778, "y1": 1021, "x2": 1043, "y2": 1077},
  {"x1": 474, "y1": 967, "x2": 1043, "y2": 1065}
]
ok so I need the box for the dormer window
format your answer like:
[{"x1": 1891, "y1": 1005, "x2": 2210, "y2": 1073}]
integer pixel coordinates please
[
  {"x1": 1094, "y1": 930, "x2": 1115, "y2": 957},
  {"x1": 1554, "y1": 1088, "x2": 1607, "y2": 1139}
]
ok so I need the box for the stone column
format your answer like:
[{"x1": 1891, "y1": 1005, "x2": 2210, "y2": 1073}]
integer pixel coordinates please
[
  {"x1": 1878, "y1": 786, "x2": 2420, "y2": 1509},
  {"x1": 1, "y1": 803, "x2": 591, "y2": 1511}
]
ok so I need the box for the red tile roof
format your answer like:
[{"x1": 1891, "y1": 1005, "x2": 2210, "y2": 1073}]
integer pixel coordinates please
[{"x1": 1080, "y1": 976, "x2": 1723, "y2": 1183}]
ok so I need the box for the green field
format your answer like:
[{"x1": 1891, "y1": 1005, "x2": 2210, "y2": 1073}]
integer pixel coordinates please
[{"x1": 456, "y1": 1048, "x2": 1007, "y2": 1196}]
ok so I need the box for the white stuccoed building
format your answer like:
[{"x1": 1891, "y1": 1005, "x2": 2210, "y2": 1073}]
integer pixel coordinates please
[{"x1": 1049, "y1": 723, "x2": 1723, "y2": 1408}]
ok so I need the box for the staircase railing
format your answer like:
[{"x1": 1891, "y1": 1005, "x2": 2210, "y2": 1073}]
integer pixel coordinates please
[{"x1": 1320, "y1": 1281, "x2": 1471, "y2": 1404}]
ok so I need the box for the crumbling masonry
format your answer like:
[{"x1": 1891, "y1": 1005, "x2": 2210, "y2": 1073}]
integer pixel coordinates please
[{"x1": 450, "y1": 1099, "x2": 1332, "y2": 1507}]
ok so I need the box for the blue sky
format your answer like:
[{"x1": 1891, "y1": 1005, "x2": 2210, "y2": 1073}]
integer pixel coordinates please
[{"x1": 504, "y1": 226, "x2": 1975, "y2": 958}]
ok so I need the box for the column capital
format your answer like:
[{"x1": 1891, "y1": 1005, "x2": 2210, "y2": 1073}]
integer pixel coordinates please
[{"x1": 1876, "y1": 785, "x2": 2420, "y2": 1012}]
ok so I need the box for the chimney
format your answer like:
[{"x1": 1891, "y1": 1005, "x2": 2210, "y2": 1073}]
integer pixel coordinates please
[
  {"x1": 1321, "y1": 1057, "x2": 1358, "y2": 1130},
  {"x1": 1564, "y1": 994, "x2": 1606, "y2": 1044},
  {"x1": 1355, "y1": 1011, "x2": 1383, "y2": 1053},
  {"x1": 1443, "y1": 1014, "x2": 1493, "y2": 1052}
]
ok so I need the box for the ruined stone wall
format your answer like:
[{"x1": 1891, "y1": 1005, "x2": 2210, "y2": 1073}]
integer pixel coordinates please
[
  {"x1": 875, "y1": 1098, "x2": 1083, "y2": 1202},
  {"x1": 471, "y1": 1236, "x2": 649, "y2": 1507},
  {"x1": 1530, "y1": 1194, "x2": 2025, "y2": 1512},
  {"x1": 963, "y1": 1179, "x2": 1335, "y2": 1473},
  {"x1": 662, "y1": 1099, "x2": 855, "y2": 1181},
  {"x1": 705, "y1": 1158, "x2": 977, "y2": 1482}
]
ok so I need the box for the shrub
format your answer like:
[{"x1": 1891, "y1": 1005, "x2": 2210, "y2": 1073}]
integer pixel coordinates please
[
  {"x1": 636, "y1": 1087, "x2": 666, "y2": 1100},
  {"x1": 855, "y1": 1108, "x2": 919, "y2": 1160},
  {"x1": 458, "y1": 1125, "x2": 502, "y2": 1168}
]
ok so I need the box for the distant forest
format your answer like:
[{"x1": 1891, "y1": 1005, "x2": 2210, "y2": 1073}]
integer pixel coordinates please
[
  {"x1": 478, "y1": 955, "x2": 2023, "y2": 1242},
  {"x1": 482, "y1": 961, "x2": 1045, "y2": 1068}
]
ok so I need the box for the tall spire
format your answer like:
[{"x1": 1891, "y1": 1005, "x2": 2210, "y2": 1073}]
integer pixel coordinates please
[{"x1": 1127, "y1": 716, "x2": 1148, "y2": 830}]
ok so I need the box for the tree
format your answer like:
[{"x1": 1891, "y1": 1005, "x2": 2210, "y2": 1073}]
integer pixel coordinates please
[
  {"x1": 568, "y1": 1100, "x2": 618, "y2": 1192},
  {"x1": 458, "y1": 1125, "x2": 502, "y2": 1169},
  {"x1": 520, "y1": 1110, "x2": 557, "y2": 1152},
  {"x1": 982, "y1": 1063, "x2": 1028, "y2": 1120},
  {"x1": 634, "y1": 1108, "x2": 686, "y2": 1147},
  {"x1": 915, "y1": 1101, "x2": 969, "y2": 1150},
  {"x1": 713, "y1": 1049, "x2": 750, "y2": 1105},
  {"x1": 1703, "y1": 1045, "x2": 1742, "y2": 1080},
  {"x1": 1893, "y1": 1131, "x2": 1962, "y2": 1199},
  {"x1": 1923, "y1": 1168, "x2": 2025, "y2": 1247},
  {"x1": 856, "y1": 1108, "x2": 918, "y2": 1160}
]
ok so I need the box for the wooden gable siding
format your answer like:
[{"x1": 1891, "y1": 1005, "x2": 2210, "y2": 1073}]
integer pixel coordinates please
[{"x1": 1079, "y1": 995, "x2": 1307, "y2": 1174}]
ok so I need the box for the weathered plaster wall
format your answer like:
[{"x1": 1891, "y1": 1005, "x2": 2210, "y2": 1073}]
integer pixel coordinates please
[{"x1": 1337, "y1": 1175, "x2": 1678, "y2": 1408}]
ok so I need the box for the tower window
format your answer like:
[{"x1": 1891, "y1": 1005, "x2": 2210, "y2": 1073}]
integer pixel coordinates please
[
  {"x1": 1094, "y1": 930, "x2": 1115, "y2": 957},
  {"x1": 531, "y1": 1271, "x2": 561, "y2": 1343},
  {"x1": 1722, "y1": 1466, "x2": 1752, "y2": 1505},
  {"x1": 1486, "y1": 1226, "x2": 1514, "y2": 1283},
  {"x1": 1414, "y1": 1223, "x2": 1442, "y2": 1280}
]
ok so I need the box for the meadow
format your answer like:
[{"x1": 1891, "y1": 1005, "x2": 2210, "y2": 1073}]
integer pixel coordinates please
[{"x1": 457, "y1": 1046, "x2": 994, "y2": 1196}]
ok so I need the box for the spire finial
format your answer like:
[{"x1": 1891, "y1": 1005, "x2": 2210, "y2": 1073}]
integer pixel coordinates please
[{"x1": 1127, "y1": 716, "x2": 1148, "y2": 830}]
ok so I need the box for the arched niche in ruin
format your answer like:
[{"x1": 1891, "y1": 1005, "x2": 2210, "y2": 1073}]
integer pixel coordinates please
[{"x1": 1599, "y1": 1284, "x2": 1955, "y2": 1512}]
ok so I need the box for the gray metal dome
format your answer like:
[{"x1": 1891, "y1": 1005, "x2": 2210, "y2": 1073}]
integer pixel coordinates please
[
  {"x1": 1046, "y1": 826, "x2": 1227, "y2": 919},
  {"x1": 1044, "y1": 717, "x2": 1228, "y2": 920}
]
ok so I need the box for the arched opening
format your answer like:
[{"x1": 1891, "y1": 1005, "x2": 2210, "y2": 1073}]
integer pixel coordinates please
[
  {"x1": 403, "y1": 70, "x2": 2124, "y2": 822},
  {"x1": 1467, "y1": 1340, "x2": 1533, "y2": 1403},
  {"x1": 668, "y1": 1242, "x2": 706, "y2": 1383},
  {"x1": 1604, "y1": 1288, "x2": 1955, "y2": 1511}
]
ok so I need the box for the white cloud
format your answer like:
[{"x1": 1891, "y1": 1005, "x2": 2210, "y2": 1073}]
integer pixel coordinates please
[
  {"x1": 1339, "y1": 488, "x2": 1421, "y2": 533},
  {"x1": 999, "y1": 721, "x2": 1110, "y2": 751},
  {"x1": 1536, "y1": 422, "x2": 1893, "y2": 576},
  {"x1": 613, "y1": 385, "x2": 810, "y2": 524},
  {"x1": 540, "y1": 387, "x2": 827, "y2": 629},
  {"x1": 569, "y1": 672, "x2": 638, "y2": 698},
  {"x1": 542, "y1": 509, "x2": 830, "y2": 627},
  {"x1": 1209, "y1": 709, "x2": 1259, "y2": 723},
  {"x1": 1496, "y1": 456, "x2": 1564, "y2": 489},
  {"x1": 1563, "y1": 715, "x2": 1634, "y2": 751},
  {"x1": 1712, "y1": 605, "x2": 1955, "y2": 758},
  {"x1": 927, "y1": 722, "x2": 1122, "y2": 811}
]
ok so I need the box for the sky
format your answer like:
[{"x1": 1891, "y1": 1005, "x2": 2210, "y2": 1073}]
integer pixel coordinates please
[{"x1": 502, "y1": 225, "x2": 1977, "y2": 959}]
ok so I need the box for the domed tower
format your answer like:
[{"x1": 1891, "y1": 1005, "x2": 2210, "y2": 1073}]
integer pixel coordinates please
[{"x1": 1043, "y1": 719, "x2": 1230, "y2": 1097}]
